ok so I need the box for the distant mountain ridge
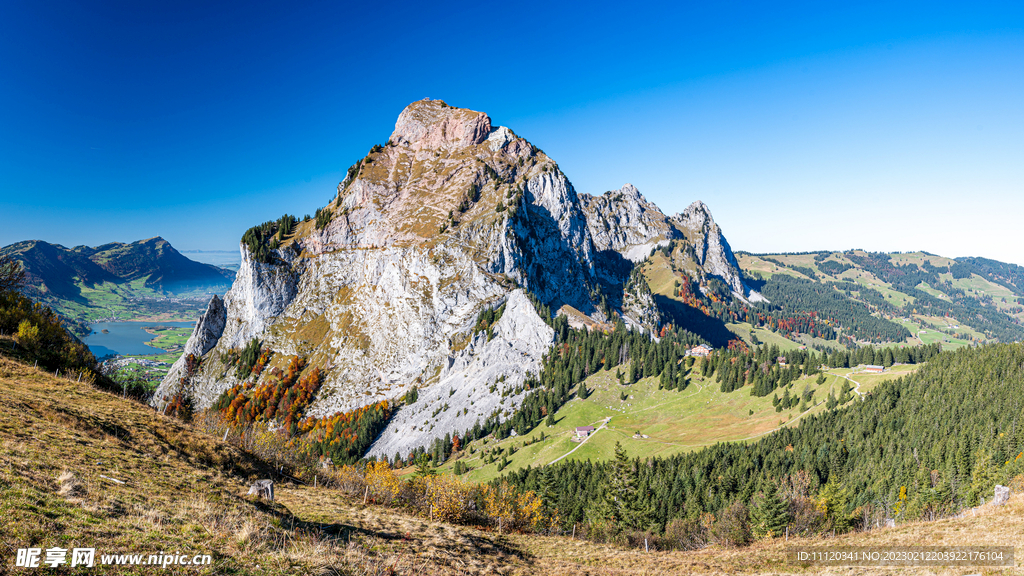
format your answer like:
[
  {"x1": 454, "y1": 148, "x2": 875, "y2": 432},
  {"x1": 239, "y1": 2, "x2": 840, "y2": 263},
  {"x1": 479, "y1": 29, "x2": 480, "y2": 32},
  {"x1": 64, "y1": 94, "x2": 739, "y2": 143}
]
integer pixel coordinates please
[{"x1": 2, "y1": 237, "x2": 234, "y2": 299}]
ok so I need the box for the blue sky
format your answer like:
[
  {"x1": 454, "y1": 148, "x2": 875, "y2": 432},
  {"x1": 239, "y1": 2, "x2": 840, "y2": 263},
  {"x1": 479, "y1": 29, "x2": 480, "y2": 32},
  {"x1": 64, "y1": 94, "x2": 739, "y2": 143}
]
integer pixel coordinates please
[{"x1": 2, "y1": 1, "x2": 1022, "y2": 265}]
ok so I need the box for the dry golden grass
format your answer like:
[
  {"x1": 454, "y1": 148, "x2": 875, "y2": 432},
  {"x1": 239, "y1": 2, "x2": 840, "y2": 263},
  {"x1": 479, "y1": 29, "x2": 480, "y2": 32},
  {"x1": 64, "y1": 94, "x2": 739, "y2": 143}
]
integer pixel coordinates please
[
  {"x1": 512, "y1": 495, "x2": 1024, "y2": 576},
  {"x1": 0, "y1": 354, "x2": 539, "y2": 575},
  {"x1": 2, "y1": 352, "x2": 1022, "y2": 575}
]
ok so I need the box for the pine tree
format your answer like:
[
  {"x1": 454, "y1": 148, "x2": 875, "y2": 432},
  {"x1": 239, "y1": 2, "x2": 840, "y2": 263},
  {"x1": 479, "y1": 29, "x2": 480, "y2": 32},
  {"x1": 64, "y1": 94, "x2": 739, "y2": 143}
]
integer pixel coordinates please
[
  {"x1": 817, "y1": 477, "x2": 851, "y2": 533},
  {"x1": 750, "y1": 489, "x2": 789, "y2": 539},
  {"x1": 578, "y1": 383, "x2": 590, "y2": 399},
  {"x1": 414, "y1": 454, "x2": 437, "y2": 478},
  {"x1": 826, "y1": 390, "x2": 838, "y2": 410},
  {"x1": 538, "y1": 466, "x2": 558, "y2": 513},
  {"x1": 969, "y1": 449, "x2": 998, "y2": 505},
  {"x1": 599, "y1": 442, "x2": 654, "y2": 531}
]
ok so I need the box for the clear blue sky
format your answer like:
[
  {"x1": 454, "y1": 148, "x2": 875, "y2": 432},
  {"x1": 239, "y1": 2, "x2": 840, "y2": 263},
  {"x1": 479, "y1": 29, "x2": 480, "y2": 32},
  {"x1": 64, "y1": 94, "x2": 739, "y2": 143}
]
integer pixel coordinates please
[{"x1": 2, "y1": 1, "x2": 1022, "y2": 265}]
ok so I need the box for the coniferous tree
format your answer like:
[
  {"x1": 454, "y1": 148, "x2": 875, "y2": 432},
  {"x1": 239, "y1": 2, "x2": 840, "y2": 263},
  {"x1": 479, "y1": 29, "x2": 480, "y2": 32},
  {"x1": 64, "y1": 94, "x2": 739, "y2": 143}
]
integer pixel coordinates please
[
  {"x1": 599, "y1": 442, "x2": 654, "y2": 532},
  {"x1": 750, "y1": 488, "x2": 790, "y2": 539}
]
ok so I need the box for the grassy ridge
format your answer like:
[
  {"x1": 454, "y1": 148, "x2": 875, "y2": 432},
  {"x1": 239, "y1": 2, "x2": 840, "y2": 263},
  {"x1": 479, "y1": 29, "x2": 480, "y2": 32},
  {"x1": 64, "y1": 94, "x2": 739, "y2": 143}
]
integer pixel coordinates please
[{"x1": 0, "y1": 352, "x2": 536, "y2": 575}]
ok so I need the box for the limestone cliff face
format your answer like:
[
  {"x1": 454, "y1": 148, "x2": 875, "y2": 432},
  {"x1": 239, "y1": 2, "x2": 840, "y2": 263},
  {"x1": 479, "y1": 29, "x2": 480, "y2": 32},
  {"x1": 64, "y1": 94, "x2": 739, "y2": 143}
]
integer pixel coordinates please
[
  {"x1": 154, "y1": 99, "x2": 756, "y2": 455},
  {"x1": 579, "y1": 184, "x2": 679, "y2": 263},
  {"x1": 155, "y1": 295, "x2": 226, "y2": 404},
  {"x1": 672, "y1": 201, "x2": 766, "y2": 303},
  {"x1": 366, "y1": 290, "x2": 553, "y2": 460},
  {"x1": 154, "y1": 99, "x2": 604, "y2": 453}
]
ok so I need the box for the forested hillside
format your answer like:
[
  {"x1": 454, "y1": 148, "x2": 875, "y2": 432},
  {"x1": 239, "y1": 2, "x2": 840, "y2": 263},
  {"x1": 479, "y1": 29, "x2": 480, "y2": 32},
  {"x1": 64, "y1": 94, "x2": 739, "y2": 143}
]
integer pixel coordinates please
[
  {"x1": 504, "y1": 343, "x2": 1024, "y2": 544},
  {"x1": 736, "y1": 250, "x2": 1024, "y2": 349}
]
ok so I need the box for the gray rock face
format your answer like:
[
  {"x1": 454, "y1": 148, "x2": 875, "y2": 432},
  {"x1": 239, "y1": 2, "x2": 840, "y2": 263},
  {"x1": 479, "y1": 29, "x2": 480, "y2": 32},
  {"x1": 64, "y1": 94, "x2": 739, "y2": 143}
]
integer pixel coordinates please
[
  {"x1": 621, "y1": 272, "x2": 661, "y2": 332},
  {"x1": 367, "y1": 290, "x2": 554, "y2": 458},
  {"x1": 152, "y1": 294, "x2": 226, "y2": 406},
  {"x1": 579, "y1": 184, "x2": 679, "y2": 263},
  {"x1": 220, "y1": 244, "x2": 301, "y2": 351},
  {"x1": 504, "y1": 171, "x2": 601, "y2": 317},
  {"x1": 994, "y1": 484, "x2": 1010, "y2": 506},
  {"x1": 673, "y1": 201, "x2": 766, "y2": 303},
  {"x1": 390, "y1": 100, "x2": 491, "y2": 152},
  {"x1": 247, "y1": 479, "x2": 274, "y2": 501}
]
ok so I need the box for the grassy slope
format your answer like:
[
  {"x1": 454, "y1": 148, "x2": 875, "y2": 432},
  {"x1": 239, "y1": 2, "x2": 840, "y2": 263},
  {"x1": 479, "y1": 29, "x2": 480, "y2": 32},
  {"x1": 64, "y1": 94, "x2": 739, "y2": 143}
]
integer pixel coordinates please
[
  {"x1": 3, "y1": 349, "x2": 1018, "y2": 575},
  {"x1": 0, "y1": 349, "x2": 537, "y2": 575},
  {"x1": 439, "y1": 362, "x2": 917, "y2": 484}
]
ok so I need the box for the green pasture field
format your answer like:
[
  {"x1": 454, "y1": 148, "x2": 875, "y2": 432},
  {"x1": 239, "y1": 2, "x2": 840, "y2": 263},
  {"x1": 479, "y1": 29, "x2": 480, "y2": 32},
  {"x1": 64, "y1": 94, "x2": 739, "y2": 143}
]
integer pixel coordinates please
[{"x1": 439, "y1": 358, "x2": 910, "y2": 483}]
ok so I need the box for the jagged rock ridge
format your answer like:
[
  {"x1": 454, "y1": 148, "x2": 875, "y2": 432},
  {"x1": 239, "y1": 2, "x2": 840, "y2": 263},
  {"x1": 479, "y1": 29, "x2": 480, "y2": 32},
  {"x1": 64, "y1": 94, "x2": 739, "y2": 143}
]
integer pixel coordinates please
[
  {"x1": 673, "y1": 201, "x2": 766, "y2": 303},
  {"x1": 154, "y1": 99, "x2": 756, "y2": 454}
]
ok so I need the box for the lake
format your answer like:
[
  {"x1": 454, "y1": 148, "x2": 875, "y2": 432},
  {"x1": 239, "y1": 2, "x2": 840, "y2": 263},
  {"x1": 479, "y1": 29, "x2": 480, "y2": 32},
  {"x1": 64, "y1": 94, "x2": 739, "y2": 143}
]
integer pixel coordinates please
[{"x1": 83, "y1": 321, "x2": 195, "y2": 358}]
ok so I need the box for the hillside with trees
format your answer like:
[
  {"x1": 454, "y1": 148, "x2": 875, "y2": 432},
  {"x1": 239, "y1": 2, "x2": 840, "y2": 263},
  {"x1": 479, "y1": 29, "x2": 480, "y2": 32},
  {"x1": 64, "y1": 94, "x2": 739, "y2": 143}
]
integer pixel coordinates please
[
  {"x1": 736, "y1": 250, "x2": 1024, "y2": 349},
  {"x1": 503, "y1": 342, "x2": 1024, "y2": 546}
]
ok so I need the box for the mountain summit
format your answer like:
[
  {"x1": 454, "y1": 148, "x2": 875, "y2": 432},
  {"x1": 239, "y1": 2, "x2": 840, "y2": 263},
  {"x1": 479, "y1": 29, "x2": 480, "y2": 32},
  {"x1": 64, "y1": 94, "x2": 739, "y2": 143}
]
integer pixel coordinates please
[{"x1": 154, "y1": 99, "x2": 753, "y2": 455}]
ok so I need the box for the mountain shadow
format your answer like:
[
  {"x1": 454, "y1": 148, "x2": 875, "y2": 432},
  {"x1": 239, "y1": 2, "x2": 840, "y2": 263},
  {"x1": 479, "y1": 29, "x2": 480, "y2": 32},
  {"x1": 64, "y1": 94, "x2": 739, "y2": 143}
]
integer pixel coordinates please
[{"x1": 654, "y1": 294, "x2": 735, "y2": 348}]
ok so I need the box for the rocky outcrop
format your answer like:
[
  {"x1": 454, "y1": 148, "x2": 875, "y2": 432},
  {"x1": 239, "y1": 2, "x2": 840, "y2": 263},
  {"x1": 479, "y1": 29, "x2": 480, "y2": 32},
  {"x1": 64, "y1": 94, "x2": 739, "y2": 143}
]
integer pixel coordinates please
[
  {"x1": 390, "y1": 99, "x2": 491, "y2": 152},
  {"x1": 153, "y1": 99, "x2": 757, "y2": 456},
  {"x1": 994, "y1": 485, "x2": 1011, "y2": 506},
  {"x1": 504, "y1": 171, "x2": 601, "y2": 317},
  {"x1": 366, "y1": 290, "x2": 553, "y2": 458},
  {"x1": 153, "y1": 294, "x2": 227, "y2": 405},
  {"x1": 220, "y1": 244, "x2": 301, "y2": 350},
  {"x1": 621, "y1": 269, "x2": 661, "y2": 332},
  {"x1": 673, "y1": 201, "x2": 765, "y2": 303},
  {"x1": 579, "y1": 184, "x2": 679, "y2": 263}
]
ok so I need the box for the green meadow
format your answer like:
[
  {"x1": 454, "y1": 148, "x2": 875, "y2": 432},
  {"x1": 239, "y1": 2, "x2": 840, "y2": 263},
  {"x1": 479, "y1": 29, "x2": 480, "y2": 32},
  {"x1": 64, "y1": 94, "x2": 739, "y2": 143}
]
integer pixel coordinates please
[{"x1": 438, "y1": 360, "x2": 915, "y2": 483}]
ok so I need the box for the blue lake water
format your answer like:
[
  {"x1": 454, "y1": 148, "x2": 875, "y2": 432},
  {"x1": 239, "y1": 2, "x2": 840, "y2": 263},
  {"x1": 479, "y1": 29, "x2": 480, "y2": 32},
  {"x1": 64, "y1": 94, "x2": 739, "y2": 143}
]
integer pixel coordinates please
[{"x1": 83, "y1": 321, "x2": 195, "y2": 359}]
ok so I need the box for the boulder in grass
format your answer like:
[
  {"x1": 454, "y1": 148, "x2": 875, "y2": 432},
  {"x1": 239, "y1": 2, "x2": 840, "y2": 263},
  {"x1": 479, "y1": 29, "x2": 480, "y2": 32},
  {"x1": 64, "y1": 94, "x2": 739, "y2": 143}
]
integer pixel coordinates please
[
  {"x1": 247, "y1": 479, "x2": 274, "y2": 501},
  {"x1": 993, "y1": 485, "x2": 1010, "y2": 506}
]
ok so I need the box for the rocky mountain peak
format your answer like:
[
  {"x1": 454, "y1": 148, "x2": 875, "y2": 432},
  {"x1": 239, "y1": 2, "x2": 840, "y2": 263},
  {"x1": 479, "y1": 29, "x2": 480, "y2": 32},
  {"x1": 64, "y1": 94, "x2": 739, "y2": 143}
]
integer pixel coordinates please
[
  {"x1": 152, "y1": 99, "x2": 762, "y2": 455},
  {"x1": 579, "y1": 183, "x2": 677, "y2": 263},
  {"x1": 618, "y1": 183, "x2": 645, "y2": 202},
  {"x1": 672, "y1": 201, "x2": 765, "y2": 302},
  {"x1": 678, "y1": 200, "x2": 712, "y2": 226},
  {"x1": 389, "y1": 99, "x2": 492, "y2": 152}
]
